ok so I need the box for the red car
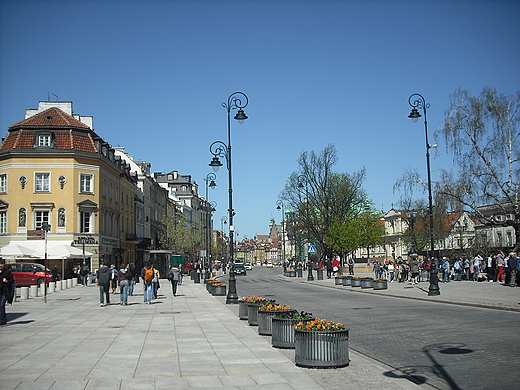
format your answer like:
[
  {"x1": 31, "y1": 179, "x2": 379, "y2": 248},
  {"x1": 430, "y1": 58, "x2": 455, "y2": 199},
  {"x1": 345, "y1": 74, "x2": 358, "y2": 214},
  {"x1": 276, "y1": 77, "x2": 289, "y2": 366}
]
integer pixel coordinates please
[{"x1": 7, "y1": 263, "x2": 53, "y2": 286}]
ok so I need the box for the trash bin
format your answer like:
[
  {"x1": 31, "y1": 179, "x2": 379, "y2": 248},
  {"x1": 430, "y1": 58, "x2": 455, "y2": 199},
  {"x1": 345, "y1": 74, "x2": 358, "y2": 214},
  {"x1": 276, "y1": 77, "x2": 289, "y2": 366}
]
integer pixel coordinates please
[
  {"x1": 317, "y1": 269, "x2": 324, "y2": 280},
  {"x1": 297, "y1": 268, "x2": 303, "y2": 278},
  {"x1": 193, "y1": 272, "x2": 201, "y2": 283}
]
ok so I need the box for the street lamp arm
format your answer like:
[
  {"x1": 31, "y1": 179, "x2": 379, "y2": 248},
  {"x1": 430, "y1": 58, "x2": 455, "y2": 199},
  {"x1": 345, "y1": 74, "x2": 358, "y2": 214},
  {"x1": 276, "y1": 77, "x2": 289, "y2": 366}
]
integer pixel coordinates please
[{"x1": 222, "y1": 92, "x2": 249, "y2": 113}]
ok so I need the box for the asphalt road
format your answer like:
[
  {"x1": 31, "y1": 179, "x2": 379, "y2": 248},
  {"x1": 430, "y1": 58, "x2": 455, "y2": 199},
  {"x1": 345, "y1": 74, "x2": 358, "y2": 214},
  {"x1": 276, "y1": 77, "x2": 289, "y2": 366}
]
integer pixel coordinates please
[{"x1": 233, "y1": 267, "x2": 520, "y2": 390}]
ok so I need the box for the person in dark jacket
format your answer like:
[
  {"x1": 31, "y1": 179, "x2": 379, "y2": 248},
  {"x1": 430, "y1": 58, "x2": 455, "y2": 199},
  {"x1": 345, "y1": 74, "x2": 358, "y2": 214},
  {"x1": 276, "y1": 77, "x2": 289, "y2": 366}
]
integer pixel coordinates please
[
  {"x1": 0, "y1": 263, "x2": 15, "y2": 326},
  {"x1": 96, "y1": 262, "x2": 111, "y2": 307}
]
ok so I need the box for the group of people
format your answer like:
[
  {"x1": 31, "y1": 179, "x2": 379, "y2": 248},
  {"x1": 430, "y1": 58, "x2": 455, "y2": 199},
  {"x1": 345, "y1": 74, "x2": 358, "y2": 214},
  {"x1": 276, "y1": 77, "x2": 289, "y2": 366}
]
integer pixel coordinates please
[
  {"x1": 371, "y1": 251, "x2": 520, "y2": 286},
  {"x1": 95, "y1": 262, "x2": 182, "y2": 306}
]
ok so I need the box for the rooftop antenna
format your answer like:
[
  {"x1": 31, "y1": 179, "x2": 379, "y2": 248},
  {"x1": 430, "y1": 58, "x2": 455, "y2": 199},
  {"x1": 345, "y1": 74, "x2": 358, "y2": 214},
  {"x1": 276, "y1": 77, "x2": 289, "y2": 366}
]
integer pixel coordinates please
[{"x1": 52, "y1": 94, "x2": 58, "y2": 101}]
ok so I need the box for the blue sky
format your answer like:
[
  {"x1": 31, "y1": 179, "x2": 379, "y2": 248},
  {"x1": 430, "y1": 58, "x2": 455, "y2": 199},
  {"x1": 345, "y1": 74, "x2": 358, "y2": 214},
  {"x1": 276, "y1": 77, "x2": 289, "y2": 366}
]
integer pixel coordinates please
[{"x1": 1, "y1": 0, "x2": 519, "y2": 239}]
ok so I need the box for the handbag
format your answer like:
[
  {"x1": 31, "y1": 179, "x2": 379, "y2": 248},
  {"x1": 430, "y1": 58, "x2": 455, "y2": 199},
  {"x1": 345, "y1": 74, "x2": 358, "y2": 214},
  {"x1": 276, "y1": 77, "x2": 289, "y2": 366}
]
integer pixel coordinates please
[{"x1": 333, "y1": 266, "x2": 338, "y2": 272}]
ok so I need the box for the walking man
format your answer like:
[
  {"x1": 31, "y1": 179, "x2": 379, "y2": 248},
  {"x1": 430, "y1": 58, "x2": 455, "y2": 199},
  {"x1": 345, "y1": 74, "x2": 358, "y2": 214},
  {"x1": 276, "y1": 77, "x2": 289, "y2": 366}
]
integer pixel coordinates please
[
  {"x1": 141, "y1": 262, "x2": 154, "y2": 304},
  {"x1": 96, "y1": 262, "x2": 110, "y2": 306},
  {"x1": 168, "y1": 265, "x2": 181, "y2": 296}
]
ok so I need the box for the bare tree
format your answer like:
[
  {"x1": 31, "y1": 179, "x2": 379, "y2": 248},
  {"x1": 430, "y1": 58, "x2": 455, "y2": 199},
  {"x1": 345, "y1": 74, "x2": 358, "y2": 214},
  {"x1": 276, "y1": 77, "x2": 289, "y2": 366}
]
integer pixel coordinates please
[{"x1": 436, "y1": 87, "x2": 520, "y2": 249}]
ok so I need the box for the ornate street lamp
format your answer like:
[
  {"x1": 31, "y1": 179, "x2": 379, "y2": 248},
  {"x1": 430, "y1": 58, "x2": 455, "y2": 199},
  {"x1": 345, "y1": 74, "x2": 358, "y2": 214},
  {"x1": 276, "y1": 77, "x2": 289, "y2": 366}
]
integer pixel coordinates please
[
  {"x1": 203, "y1": 173, "x2": 217, "y2": 271},
  {"x1": 209, "y1": 92, "x2": 248, "y2": 304},
  {"x1": 408, "y1": 93, "x2": 439, "y2": 296},
  {"x1": 276, "y1": 200, "x2": 286, "y2": 266}
]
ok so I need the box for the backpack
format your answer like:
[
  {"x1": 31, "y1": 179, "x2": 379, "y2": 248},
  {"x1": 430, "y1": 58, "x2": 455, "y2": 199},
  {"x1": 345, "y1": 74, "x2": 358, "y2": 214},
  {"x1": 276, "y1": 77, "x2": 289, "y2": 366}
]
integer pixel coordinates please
[{"x1": 144, "y1": 267, "x2": 154, "y2": 282}]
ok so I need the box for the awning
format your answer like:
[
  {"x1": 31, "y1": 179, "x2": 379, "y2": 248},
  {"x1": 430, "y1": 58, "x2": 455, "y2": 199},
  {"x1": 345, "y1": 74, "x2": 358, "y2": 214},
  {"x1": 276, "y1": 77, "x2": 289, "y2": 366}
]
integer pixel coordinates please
[{"x1": 1, "y1": 240, "x2": 93, "y2": 260}]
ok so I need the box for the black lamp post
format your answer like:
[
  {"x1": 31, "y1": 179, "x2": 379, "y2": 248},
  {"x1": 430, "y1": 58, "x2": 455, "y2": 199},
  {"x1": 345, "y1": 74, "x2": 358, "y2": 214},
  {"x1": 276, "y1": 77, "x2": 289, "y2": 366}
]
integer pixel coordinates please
[
  {"x1": 408, "y1": 93, "x2": 440, "y2": 296},
  {"x1": 203, "y1": 173, "x2": 217, "y2": 270},
  {"x1": 276, "y1": 200, "x2": 286, "y2": 266},
  {"x1": 298, "y1": 175, "x2": 314, "y2": 281},
  {"x1": 209, "y1": 92, "x2": 248, "y2": 304},
  {"x1": 41, "y1": 222, "x2": 51, "y2": 303}
]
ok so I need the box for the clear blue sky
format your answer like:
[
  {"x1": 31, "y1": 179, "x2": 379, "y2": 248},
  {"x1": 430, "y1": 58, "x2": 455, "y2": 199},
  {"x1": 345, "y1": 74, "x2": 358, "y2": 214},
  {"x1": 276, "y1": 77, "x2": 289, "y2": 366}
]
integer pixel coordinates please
[{"x1": 1, "y1": 0, "x2": 519, "y2": 239}]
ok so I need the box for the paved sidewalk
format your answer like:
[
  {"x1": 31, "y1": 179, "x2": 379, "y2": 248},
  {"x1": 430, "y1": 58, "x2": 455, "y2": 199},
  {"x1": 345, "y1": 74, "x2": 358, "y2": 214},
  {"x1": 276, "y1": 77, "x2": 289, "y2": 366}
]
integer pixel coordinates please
[
  {"x1": 286, "y1": 272, "x2": 520, "y2": 312},
  {"x1": 0, "y1": 278, "x2": 424, "y2": 390}
]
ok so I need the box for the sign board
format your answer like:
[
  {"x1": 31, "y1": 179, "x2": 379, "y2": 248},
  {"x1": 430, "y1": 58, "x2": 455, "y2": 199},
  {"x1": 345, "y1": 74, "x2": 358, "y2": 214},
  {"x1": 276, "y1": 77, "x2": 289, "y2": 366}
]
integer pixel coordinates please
[
  {"x1": 307, "y1": 245, "x2": 316, "y2": 254},
  {"x1": 27, "y1": 230, "x2": 45, "y2": 240}
]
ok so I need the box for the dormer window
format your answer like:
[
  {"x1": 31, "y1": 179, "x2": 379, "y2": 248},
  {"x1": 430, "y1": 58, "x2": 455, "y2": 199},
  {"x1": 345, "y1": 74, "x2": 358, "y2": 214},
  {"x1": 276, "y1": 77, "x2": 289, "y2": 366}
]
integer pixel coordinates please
[{"x1": 35, "y1": 131, "x2": 54, "y2": 148}]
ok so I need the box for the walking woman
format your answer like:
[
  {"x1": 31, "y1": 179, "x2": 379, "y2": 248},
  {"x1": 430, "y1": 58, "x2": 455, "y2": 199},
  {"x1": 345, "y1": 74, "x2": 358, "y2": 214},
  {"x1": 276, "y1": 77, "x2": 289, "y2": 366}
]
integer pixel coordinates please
[{"x1": 0, "y1": 263, "x2": 15, "y2": 326}]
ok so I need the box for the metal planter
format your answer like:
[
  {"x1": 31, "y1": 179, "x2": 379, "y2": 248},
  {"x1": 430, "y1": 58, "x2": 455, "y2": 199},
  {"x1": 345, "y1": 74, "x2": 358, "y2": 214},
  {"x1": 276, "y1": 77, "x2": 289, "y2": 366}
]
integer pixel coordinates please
[
  {"x1": 361, "y1": 278, "x2": 374, "y2": 289},
  {"x1": 342, "y1": 276, "x2": 352, "y2": 286},
  {"x1": 334, "y1": 277, "x2": 345, "y2": 285},
  {"x1": 247, "y1": 304, "x2": 260, "y2": 326},
  {"x1": 211, "y1": 285, "x2": 226, "y2": 296},
  {"x1": 351, "y1": 278, "x2": 362, "y2": 287},
  {"x1": 272, "y1": 317, "x2": 314, "y2": 349},
  {"x1": 373, "y1": 279, "x2": 388, "y2": 290},
  {"x1": 239, "y1": 300, "x2": 249, "y2": 320},
  {"x1": 257, "y1": 310, "x2": 292, "y2": 336},
  {"x1": 294, "y1": 328, "x2": 350, "y2": 368}
]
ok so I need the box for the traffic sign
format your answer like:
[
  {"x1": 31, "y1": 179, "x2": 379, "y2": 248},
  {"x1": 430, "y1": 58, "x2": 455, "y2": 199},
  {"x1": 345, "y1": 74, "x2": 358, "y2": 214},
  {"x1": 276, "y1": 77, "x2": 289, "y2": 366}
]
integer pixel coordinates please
[
  {"x1": 27, "y1": 230, "x2": 45, "y2": 240},
  {"x1": 307, "y1": 245, "x2": 316, "y2": 254}
]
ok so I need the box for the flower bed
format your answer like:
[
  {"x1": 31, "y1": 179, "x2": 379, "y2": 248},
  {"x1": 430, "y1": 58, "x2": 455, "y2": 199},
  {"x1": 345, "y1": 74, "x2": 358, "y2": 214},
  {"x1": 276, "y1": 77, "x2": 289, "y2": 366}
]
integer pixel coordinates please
[
  {"x1": 272, "y1": 311, "x2": 314, "y2": 349},
  {"x1": 373, "y1": 278, "x2": 388, "y2": 290},
  {"x1": 351, "y1": 276, "x2": 362, "y2": 287},
  {"x1": 334, "y1": 275, "x2": 346, "y2": 285}
]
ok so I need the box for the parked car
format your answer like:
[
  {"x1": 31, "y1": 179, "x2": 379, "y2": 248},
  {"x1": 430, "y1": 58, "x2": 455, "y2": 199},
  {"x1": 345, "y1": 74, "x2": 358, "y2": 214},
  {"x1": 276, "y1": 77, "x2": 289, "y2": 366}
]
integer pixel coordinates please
[
  {"x1": 233, "y1": 264, "x2": 247, "y2": 275},
  {"x1": 7, "y1": 263, "x2": 53, "y2": 286},
  {"x1": 244, "y1": 263, "x2": 253, "y2": 270},
  {"x1": 266, "y1": 261, "x2": 274, "y2": 268}
]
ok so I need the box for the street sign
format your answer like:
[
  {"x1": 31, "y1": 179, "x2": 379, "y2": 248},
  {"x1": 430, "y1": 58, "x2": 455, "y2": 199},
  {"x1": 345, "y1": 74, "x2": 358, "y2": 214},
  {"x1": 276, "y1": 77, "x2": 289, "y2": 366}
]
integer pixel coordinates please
[
  {"x1": 307, "y1": 245, "x2": 316, "y2": 254},
  {"x1": 27, "y1": 230, "x2": 45, "y2": 240}
]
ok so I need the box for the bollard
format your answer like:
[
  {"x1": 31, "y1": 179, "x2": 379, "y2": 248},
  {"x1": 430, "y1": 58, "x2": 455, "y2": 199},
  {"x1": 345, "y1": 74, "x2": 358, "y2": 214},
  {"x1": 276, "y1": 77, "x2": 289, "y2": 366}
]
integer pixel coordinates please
[
  {"x1": 66, "y1": 279, "x2": 72, "y2": 289},
  {"x1": 56, "y1": 280, "x2": 62, "y2": 291},
  {"x1": 72, "y1": 278, "x2": 78, "y2": 287},
  {"x1": 30, "y1": 285, "x2": 38, "y2": 297},
  {"x1": 20, "y1": 287, "x2": 29, "y2": 300},
  {"x1": 48, "y1": 282, "x2": 55, "y2": 293}
]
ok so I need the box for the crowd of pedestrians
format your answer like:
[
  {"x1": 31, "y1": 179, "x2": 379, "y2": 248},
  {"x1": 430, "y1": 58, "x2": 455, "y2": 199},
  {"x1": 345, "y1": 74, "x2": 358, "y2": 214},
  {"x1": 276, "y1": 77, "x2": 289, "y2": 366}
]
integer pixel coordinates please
[{"x1": 371, "y1": 251, "x2": 520, "y2": 286}]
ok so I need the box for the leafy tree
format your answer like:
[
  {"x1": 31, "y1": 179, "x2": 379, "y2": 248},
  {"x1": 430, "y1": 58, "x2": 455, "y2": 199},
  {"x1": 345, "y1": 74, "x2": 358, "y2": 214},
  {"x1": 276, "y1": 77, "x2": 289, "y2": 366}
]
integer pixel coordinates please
[{"x1": 159, "y1": 204, "x2": 200, "y2": 257}]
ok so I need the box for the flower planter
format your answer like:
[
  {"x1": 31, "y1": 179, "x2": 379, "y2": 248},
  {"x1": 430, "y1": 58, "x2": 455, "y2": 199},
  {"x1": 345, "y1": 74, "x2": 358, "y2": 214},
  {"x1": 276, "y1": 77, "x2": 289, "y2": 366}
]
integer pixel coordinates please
[
  {"x1": 361, "y1": 278, "x2": 374, "y2": 289},
  {"x1": 334, "y1": 277, "x2": 345, "y2": 285},
  {"x1": 373, "y1": 279, "x2": 388, "y2": 290},
  {"x1": 211, "y1": 284, "x2": 226, "y2": 296},
  {"x1": 272, "y1": 317, "x2": 314, "y2": 349},
  {"x1": 294, "y1": 328, "x2": 350, "y2": 368},
  {"x1": 257, "y1": 309, "x2": 292, "y2": 336},
  {"x1": 342, "y1": 276, "x2": 352, "y2": 286},
  {"x1": 351, "y1": 278, "x2": 362, "y2": 287},
  {"x1": 288, "y1": 270, "x2": 296, "y2": 277},
  {"x1": 239, "y1": 300, "x2": 249, "y2": 320},
  {"x1": 247, "y1": 303, "x2": 261, "y2": 326}
]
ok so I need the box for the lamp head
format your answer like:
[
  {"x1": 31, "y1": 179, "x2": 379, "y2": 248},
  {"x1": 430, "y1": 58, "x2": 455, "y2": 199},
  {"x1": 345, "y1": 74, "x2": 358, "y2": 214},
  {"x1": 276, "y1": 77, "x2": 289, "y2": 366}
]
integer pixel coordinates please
[
  {"x1": 234, "y1": 109, "x2": 248, "y2": 124},
  {"x1": 209, "y1": 156, "x2": 223, "y2": 172},
  {"x1": 408, "y1": 108, "x2": 421, "y2": 123},
  {"x1": 209, "y1": 180, "x2": 217, "y2": 189}
]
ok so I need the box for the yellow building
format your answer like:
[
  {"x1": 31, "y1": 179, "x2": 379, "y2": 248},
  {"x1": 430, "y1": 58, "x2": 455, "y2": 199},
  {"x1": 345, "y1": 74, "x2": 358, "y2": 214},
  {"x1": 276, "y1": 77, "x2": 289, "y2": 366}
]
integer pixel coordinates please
[{"x1": 0, "y1": 101, "x2": 137, "y2": 277}]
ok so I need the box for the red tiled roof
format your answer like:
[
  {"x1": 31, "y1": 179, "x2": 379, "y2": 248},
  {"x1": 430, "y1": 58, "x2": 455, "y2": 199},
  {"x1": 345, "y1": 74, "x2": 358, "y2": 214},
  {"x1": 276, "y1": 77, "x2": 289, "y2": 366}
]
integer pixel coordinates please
[
  {"x1": 1, "y1": 107, "x2": 97, "y2": 153},
  {"x1": 8, "y1": 107, "x2": 90, "y2": 129}
]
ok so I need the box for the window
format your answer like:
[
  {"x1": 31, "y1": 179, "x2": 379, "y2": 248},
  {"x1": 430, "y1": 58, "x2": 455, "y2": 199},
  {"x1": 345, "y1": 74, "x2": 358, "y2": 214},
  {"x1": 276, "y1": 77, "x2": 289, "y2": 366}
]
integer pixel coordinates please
[
  {"x1": 0, "y1": 211, "x2": 6, "y2": 233},
  {"x1": 38, "y1": 134, "x2": 51, "y2": 146},
  {"x1": 0, "y1": 174, "x2": 6, "y2": 193},
  {"x1": 497, "y1": 231, "x2": 503, "y2": 246},
  {"x1": 80, "y1": 211, "x2": 92, "y2": 233},
  {"x1": 35, "y1": 210, "x2": 50, "y2": 229},
  {"x1": 80, "y1": 174, "x2": 93, "y2": 193},
  {"x1": 35, "y1": 173, "x2": 50, "y2": 192},
  {"x1": 102, "y1": 179, "x2": 106, "y2": 197},
  {"x1": 507, "y1": 231, "x2": 513, "y2": 247}
]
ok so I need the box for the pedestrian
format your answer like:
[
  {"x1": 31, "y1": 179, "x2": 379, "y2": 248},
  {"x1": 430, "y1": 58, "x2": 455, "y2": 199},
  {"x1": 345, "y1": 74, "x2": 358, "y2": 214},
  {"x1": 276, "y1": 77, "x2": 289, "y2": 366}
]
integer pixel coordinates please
[
  {"x1": 168, "y1": 265, "x2": 181, "y2": 296},
  {"x1": 52, "y1": 265, "x2": 59, "y2": 282},
  {"x1": 325, "y1": 259, "x2": 332, "y2": 278},
  {"x1": 441, "y1": 257, "x2": 451, "y2": 283},
  {"x1": 109, "y1": 264, "x2": 118, "y2": 293},
  {"x1": 96, "y1": 262, "x2": 110, "y2": 307},
  {"x1": 118, "y1": 264, "x2": 132, "y2": 305},
  {"x1": 513, "y1": 253, "x2": 520, "y2": 287},
  {"x1": 473, "y1": 255, "x2": 482, "y2": 281},
  {"x1": 454, "y1": 258, "x2": 463, "y2": 281},
  {"x1": 0, "y1": 263, "x2": 15, "y2": 326},
  {"x1": 409, "y1": 256, "x2": 420, "y2": 284},
  {"x1": 496, "y1": 251, "x2": 505, "y2": 283},
  {"x1": 152, "y1": 265, "x2": 160, "y2": 299},
  {"x1": 372, "y1": 260, "x2": 381, "y2": 279},
  {"x1": 504, "y1": 254, "x2": 514, "y2": 286},
  {"x1": 347, "y1": 257, "x2": 355, "y2": 275},
  {"x1": 485, "y1": 255, "x2": 496, "y2": 282},
  {"x1": 464, "y1": 258, "x2": 471, "y2": 280},
  {"x1": 79, "y1": 261, "x2": 89, "y2": 287},
  {"x1": 141, "y1": 262, "x2": 154, "y2": 304},
  {"x1": 128, "y1": 263, "x2": 136, "y2": 296},
  {"x1": 388, "y1": 261, "x2": 395, "y2": 282},
  {"x1": 332, "y1": 257, "x2": 340, "y2": 276}
]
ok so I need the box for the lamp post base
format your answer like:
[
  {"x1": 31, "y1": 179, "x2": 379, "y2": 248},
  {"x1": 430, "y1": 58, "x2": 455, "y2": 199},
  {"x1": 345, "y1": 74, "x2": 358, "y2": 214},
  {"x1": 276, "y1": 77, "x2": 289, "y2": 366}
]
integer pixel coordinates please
[
  {"x1": 307, "y1": 269, "x2": 314, "y2": 281},
  {"x1": 428, "y1": 270, "x2": 441, "y2": 296},
  {"x1": 226, "y1": 271, "x2": 239, "y2": 304}
]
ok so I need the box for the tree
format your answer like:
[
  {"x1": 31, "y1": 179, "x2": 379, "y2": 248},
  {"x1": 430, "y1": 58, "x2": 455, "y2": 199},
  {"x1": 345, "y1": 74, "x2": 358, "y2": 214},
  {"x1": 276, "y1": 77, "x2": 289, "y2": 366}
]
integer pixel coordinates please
[
  {"x1": 435, "y1": 87, "x2": 520, "y2": 249},
  {"x1": 281, "y1": 144, "x2": 371, "y2": 263},
  {"x1": 159, "y1": 204, "x2": 200, "y2": 257}
]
